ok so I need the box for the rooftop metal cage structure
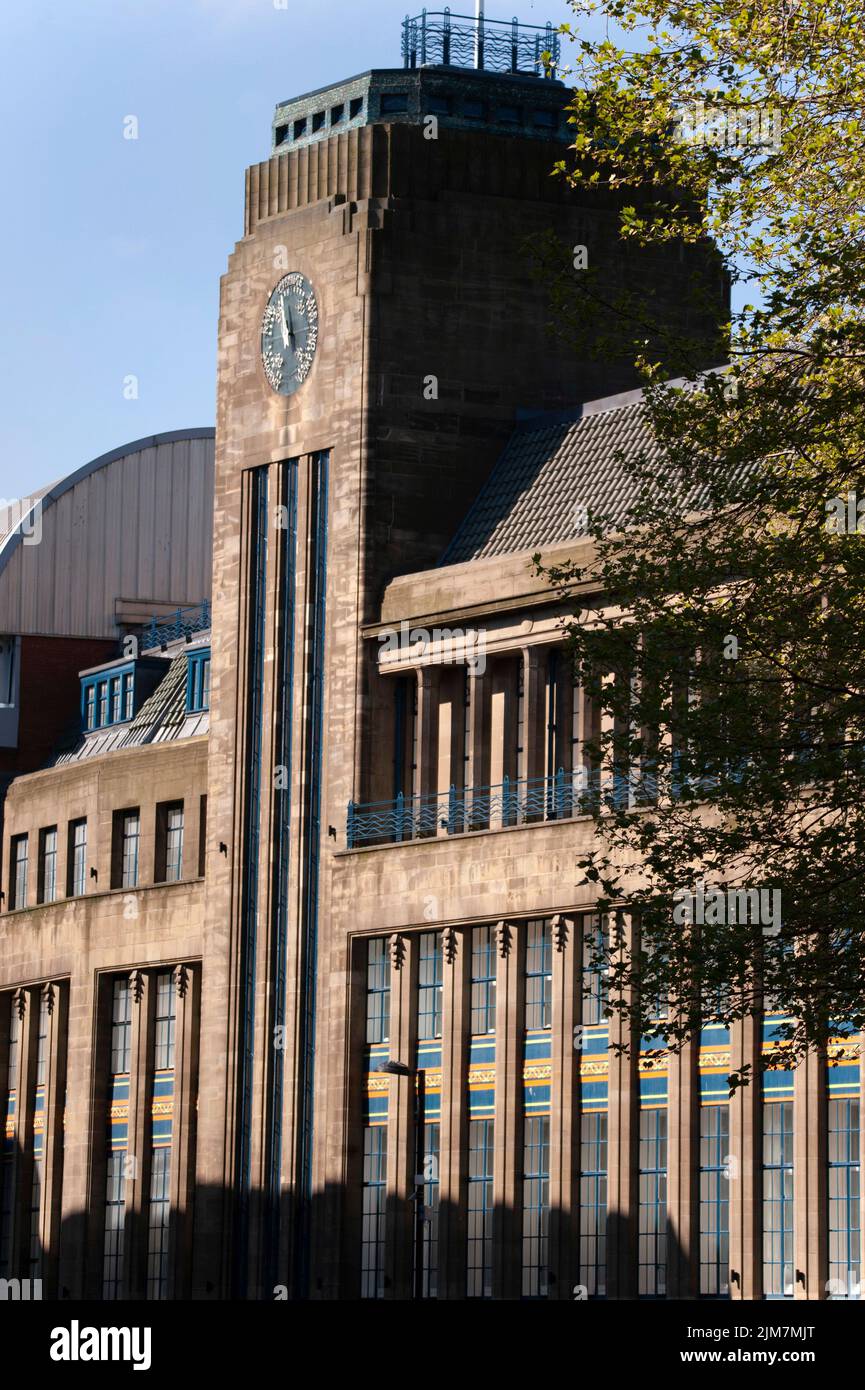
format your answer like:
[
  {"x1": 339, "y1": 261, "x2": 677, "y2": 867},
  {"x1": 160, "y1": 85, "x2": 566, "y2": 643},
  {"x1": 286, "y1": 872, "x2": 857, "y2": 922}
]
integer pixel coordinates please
[{"x1": 402, "y1": 9, "x2": 560, "y2": 78}]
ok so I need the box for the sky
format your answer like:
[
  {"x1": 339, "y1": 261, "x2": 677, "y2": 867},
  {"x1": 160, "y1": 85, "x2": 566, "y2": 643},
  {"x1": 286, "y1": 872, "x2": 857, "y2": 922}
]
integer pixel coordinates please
[{"x1": 0, "y1": 0, "x2": 593, "y2": 502}]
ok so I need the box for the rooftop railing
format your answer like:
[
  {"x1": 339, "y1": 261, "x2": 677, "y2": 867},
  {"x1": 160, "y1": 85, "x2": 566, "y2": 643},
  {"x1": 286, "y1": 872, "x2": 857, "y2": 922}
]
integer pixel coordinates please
[
  {"x1": 139, "y1": 601, "x2": 211, "y2": 653},
  {"x1": 402, "y1": 9, "x2": 560, "y2": 77},
  {"x1": 346, "y1": 768, "x2": 610, "y2": 848}
]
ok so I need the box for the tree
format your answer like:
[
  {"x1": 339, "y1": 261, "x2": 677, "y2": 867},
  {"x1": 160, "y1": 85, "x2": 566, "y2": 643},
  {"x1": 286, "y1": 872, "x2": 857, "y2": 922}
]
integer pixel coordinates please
[{"x1": 535, "y1": 0, "x2": 865, "y2": 1078}]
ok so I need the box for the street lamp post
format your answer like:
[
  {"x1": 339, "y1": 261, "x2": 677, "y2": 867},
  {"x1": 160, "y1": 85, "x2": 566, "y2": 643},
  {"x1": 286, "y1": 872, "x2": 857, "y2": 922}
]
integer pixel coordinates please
[{"x1": 376, "y1": 1058, "x2": 426, "y2": 1299}]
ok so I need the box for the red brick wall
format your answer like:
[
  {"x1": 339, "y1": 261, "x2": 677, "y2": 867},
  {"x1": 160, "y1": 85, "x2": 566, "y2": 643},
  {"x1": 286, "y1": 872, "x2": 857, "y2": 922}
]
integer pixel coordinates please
[{"x1": 0, "y1": 635, "x2": 118, "y2": 775}]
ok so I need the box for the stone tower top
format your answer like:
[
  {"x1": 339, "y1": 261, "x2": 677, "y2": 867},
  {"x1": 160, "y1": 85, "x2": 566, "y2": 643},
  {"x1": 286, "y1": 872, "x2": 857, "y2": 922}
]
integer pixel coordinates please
[{"x1": 271, "y1": 9, "x2": 568, "y2": 156}]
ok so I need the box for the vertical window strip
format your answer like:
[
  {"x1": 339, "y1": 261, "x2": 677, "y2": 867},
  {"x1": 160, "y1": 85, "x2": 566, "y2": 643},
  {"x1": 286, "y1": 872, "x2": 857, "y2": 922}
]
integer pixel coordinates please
[
  {"x1": 39, "y1": 827, "x2": 57, "y2": 905},
  {"x1": 521, "y1": 1115, "x2": 550, "y2": 1297},
  {"x1": 467, "y1": 1119, "x2": 494, "y2": 1297},
  {"x1": 762, "y1": 1100, "x2": 794, "y2": 1298},
  {"x1": 11, "y1": 834, "x2": 28, "y2": 910},
  {"x1": 365, "y1": 939, "x2": 390, "y2": 1045},
  {"x1": 417, "y1": 931, "x2": 442, "y2": 1040},
  {"x1": 360, "y1": 1126, "x2": 387, "y2": 1298},
  {"x1": 471, "y1": 926, "x2": 496, "y2": 1035},
  {"x1": 154, "y1": 971, "x2": 176, "y2": 1071},
  {"x1": 0, "y1": 1000, "x2": 20, "y2": 1278},
  {"x1": 165, "y1": 806, "x2": 184, "y2": 883},
  {"x1": 828, "y1": 1097, "x2": 860, "y2": 1300},
  {"x1": 71, "y1": 819, "x2": 87, "y2": 898},
  {"x1": 146, "y1": 1147, "x2": 171, "y2": 1300},
  {"x1": 638, "y1": 1108, "x2": 668, "y2": 1298},
  {"x1": 103, "y1": 978, "x2": 132, "y2": 1300},
  {"x1": 699, "y1": 1105, "x2": 730, "y2": 1297},
  {"x1": 582, "y1": 915, "x2": 607, "y2": 1026},
  {"x1": 579, "y1": 1111, "x2": 607, "y2": 1297},
  {"x1": 524, "y1": 919, "x2": 552, "y2": 1030},
  {"x1": 121, "y1": 813, "x2": 140, "y2": 889},
  {"x1": 419, "y1": 1121, "x2": 439, "y2": 1298}
]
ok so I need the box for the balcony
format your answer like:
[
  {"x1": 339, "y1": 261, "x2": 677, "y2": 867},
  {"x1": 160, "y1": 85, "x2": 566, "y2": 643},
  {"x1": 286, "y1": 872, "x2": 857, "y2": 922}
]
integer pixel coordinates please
[
  {"x1": 346, "y1": 768, "x2": 604, "y2": 848},
  {"x1": 139, "y1": 601, "x2": 211, "y2": 653},
  {"x1": 401, "y1": 9, "x2": 560, "y2": 78}
]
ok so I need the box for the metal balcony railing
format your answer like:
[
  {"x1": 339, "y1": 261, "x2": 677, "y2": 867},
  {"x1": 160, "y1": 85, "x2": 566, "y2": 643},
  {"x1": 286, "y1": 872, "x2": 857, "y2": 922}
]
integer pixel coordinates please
[
  {"x1": 139, "y1": 601, "x2": 211, "y2": 652},
  {"x1": 346, "y1": 768, "x2": 607, "y2": 848},
  {"x1": 401, "y1": 9, "x2": 560, "y2": 77}
]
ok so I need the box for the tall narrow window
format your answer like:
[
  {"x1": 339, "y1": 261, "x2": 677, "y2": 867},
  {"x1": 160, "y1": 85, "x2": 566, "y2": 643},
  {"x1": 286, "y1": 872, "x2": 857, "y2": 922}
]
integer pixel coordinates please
[
  {"x1": 147, "y1": 971, "x2": 176, "y2": 1300},
  {"x1": 366, "y1": 939, "x2": 389, "y2": 1044},
  {"x1": 582, "y1": 915, "x2": 607, "y2": 1025},
  {"x1": 85, "y1": 684, "x2": 96, "y2": 730},
  {"x1": 579, "y1": 1111, "x2": 607, "y2": 1297},
  {"x1": 418, "y1": 1122, "x2": 439, "y2": 1298},
  {"x1": 110, "y1": 676, "x2": 122, "y2": 723},
  {"x1": 471, "y1": 926, "x2": 496, "y2": 1035},
  {"x1": 522, "y1": 1115, "x2": 550, "y2": 1297},
  {"x1": 467, "y1": 1119, "x2": 494, "y2": 1297},
  {"x1": 157, "y1": 802, "x2": 184, "y2": 883},
  {"x1": 762, "y1": 1100, "x2": 794, "y2": 1298},
  {"x1": 0, "y1": 998, "x2": 20, "y2": 1277},
  {"x1": 417, "y1": 932, "x2": 442, "y2": 1040},
  {"x1": 29, "y1": 992, "x2": 49, "y2": 1277},
  {"x1": 828, "y1": 1098, "x2": 859, "y2": 1299},
  {"x1": 68, "y1": 819, "x2": 87, "y2": 898},
  {"x1": 360, "y1": 1126, "x2": 387, "y2": 1298},
  {"x1": 37, "y1": 827, "x2": 58, "y2": 904},
  {"x1": 153, "y1": 971, "x2": 176, "y2": 1070},
  {"x1": 97, "y1": 681, "x2": 108, "y2": 727},
  {"x1": 113, "y1": 810, "x2": 140, "y2": 890},
  {"x1": 146, "y1": 1148, "x2": 171, "y2": 1300},
  {"x1": 10, "y1": 834, "x2": 28, "y2": 909},
  {"x1": 699, "y1": 1105, "x2": 730, "y2": 1297},
  {"x1": 103, "y1": 978, "x2": 132, "y2": 1299},
  {"x1": 638, "y1": 1108, "x2": 668, "y2": 1297},
  {"x1": 198, "y1": 795, "x2": 207, "y2": 878},
  {"x1": 524, "y1": 919, "x2": 552, "y2": 1030},
  {"x1": 123, "y1": 672, "x2": 134, "y2": 720}
]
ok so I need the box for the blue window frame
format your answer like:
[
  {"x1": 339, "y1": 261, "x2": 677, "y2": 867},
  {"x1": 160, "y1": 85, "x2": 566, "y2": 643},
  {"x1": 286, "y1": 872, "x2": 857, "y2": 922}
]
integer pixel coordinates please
[
  {"x1": 828, "y1": 1098, "x2": 860, "y2": 1299},
  {"x1": 38, "y1": 826, "x2": 58, "y2": 905},
  {"x1": 417, "y1": 931, "x2": 442, "y2": 1040},
  {"x1": 579, "y1": 1111, "x2": 607, "y2": 1297},
  {"x1": 700, "y1": 1105, "x2": 730, "y2": 1297},
  {"x1": 467, "y1": 1119, "x2": 494, "y2": 1298},
  {"x1": 525, "y1": 919, "x2": 552, "y2": 1030},
  {"x1": 638, "y1": 1108, "x2": 668, "y2": 1297},
  {"x1": 81, "y1": 663, "x2": 136, "y2": 730},
  {"x1": 522, "y1": 1115, "x2": 550, "y2": 1297},
  {"x1": 471, "y1": 925, "x2": 496, "y2": 1035},
  {"x1": 365, "y1": 938, "x2": 389, "y2": 1044},
  {"x1": 186, "y1": 648, "x2": 211, "y2": 714},
  {"x1": 762, "y1": 1100, "x2": 794, "y2": 1298}
]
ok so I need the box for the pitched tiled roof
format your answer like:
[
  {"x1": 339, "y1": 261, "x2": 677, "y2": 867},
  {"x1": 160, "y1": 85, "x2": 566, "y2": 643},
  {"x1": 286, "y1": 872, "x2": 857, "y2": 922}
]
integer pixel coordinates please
[
  {"x1": 52, "y1": 641, "x2": 209, "y2": 767},
  {"x1": 439, "y1": 391, "x2": 664, "y2": 565}
]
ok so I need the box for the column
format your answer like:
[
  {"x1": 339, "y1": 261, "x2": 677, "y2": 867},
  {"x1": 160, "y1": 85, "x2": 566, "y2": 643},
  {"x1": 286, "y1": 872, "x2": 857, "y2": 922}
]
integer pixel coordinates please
[
  {"x1": 40, "y1": 981, "x2": 68, "y2": 1297},
  {"x1": 492, "y1": 919, "x2": 523, "y2": 1299},
  {"x1": 169, "y1": 963, "x2": 201, "y2": 1299},
  {"x1": 124, "y1": 968, "x2": 152, "y2": 1300},
  {"x1": 549, "y1": 914, "x2": 580, "y2": 1298},
  {"x1": 384, "y1": 932, "x2": 417, "y2": 1298},
  {"x1": 794, "y1": 1044, "x2": 826, "y2": 1299},
  {"x1": 438, "y1": 925, "x2": 469, "y2": 1298},
  {"x1": 728, "y1": 1013, "x2": 761, "y2": 1299},
  {"x1": 666, "y1": 1038, "x2": 699, "y2": 1297},
  {"x1": 605, "y1": 911, "x2": 640, "y2": 1299}
]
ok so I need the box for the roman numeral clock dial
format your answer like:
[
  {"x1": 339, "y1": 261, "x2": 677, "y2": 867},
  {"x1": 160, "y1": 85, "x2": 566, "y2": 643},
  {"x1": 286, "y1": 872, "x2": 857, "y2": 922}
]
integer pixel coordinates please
[{"x1": 261, "y1": 272, "x2": 319, "y2": 395}]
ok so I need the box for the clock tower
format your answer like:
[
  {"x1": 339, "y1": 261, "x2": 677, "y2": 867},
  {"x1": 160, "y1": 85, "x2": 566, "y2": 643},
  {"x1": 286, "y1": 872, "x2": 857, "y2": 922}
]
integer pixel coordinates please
[{"x1": 194, "y1": 11, "x2": 728, "y2": 1299}]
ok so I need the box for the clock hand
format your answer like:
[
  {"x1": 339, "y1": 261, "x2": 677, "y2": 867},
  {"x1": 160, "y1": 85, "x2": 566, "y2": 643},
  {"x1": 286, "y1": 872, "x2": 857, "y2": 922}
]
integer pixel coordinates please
[{"x1": 279, "y1": 297, "x2": 289, "y2": 350}]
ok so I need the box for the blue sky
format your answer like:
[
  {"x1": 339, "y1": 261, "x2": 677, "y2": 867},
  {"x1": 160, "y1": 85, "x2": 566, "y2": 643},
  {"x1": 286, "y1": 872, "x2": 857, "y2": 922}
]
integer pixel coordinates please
[{"x1": 0, "y1": 0, "x2": 592, "y2": 500}]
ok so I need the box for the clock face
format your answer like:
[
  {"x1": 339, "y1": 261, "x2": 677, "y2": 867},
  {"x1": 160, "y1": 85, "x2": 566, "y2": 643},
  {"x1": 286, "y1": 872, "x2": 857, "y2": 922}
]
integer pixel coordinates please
[{"x1": 261, "y1": 272, "x2": 319, "y2": 396}]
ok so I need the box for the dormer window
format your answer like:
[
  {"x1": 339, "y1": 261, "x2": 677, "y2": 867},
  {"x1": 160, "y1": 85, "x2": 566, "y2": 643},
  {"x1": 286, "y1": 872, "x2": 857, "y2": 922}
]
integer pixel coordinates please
[
  {"x1": 186, "y1": 648, "x2": 211, "y2": 714},
  {"x1": 80, "y1": 657, "x2": 168, "y2": 732}
]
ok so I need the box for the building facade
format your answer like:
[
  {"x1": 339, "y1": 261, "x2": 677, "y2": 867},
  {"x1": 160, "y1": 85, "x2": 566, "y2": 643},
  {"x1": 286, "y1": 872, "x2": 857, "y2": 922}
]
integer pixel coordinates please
[{"x1": 0, "y1": 12, "x2": 858, "y2": 1303}]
